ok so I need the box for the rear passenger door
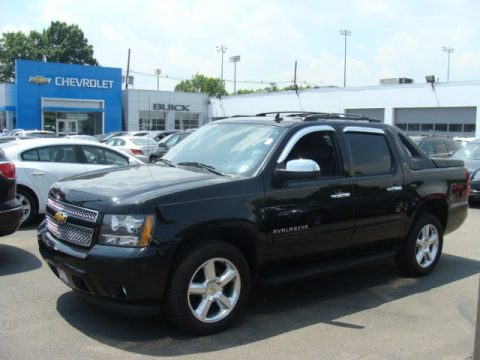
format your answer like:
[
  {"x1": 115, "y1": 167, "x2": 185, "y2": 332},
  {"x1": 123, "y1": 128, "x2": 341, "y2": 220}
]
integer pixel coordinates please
[
  {"x1": 343, "y1": 127, "x2": 406, "y2": 246},
  {"x1": 20, "y1": 145, "x2": 87, "y2": 206}
]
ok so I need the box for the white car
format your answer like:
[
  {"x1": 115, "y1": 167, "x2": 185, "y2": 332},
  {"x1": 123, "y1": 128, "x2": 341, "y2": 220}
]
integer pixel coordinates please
[
  {"x1": 105, "y1": 136, "x2": 158, "y2": 163},
  {"x1": 0, "y1": 138, "x2": 142, "y2": 225}
]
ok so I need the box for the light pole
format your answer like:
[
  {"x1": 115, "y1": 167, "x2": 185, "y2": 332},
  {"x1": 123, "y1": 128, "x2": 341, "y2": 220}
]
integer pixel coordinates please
[
  {"x1": 216, "y1": 45, "x2": 227, "y2": 85},
  {"x1": 154, "y1": 68, "x2": 162, "y2": 91},
  {"x1": 442, "y1": 46, "x2": 454, "y2": 82},
  {"x1": 229, "y1": 55, "x2": 240, "y2": 93},
  {"x1": 339, "y1": 29, "x2": 352, "y2": 87}
]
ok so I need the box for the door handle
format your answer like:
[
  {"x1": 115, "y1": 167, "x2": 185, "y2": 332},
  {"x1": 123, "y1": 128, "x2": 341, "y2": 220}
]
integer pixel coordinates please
[
  {"x1": 32, "y1": 172, "x2": 45, "y2": 176},
  {"x1": 387, "y1": 186, "x2": 403, "y2": 192},
  {"x1": 331, "y1": 192, "x2": 351, "y2": 199}
]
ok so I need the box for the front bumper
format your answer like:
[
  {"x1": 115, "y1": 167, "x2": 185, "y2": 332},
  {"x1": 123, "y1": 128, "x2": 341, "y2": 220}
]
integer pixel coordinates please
[{"x1": 38, "y1": 221, "x2": 171, "y2": 308}]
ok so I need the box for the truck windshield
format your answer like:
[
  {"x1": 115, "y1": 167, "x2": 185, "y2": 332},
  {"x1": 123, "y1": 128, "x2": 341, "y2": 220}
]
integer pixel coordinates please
[{"x1": 163, "y1": 123, "x2": 284, "y2": 177}]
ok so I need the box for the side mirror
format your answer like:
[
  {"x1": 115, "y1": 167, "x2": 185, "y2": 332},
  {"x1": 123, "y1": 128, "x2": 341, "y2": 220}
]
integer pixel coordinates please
[{"x1": 275, "y1": 159, "x2": 321, "y2": 181}]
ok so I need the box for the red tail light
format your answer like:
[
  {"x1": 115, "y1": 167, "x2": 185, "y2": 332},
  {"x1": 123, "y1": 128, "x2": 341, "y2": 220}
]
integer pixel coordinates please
[
  {"x1": 0, "y1": 161, "x2": 16, "y2": 180},
  {"x1": 131, "y1": 149, "x2": 144, "y2": 155}
]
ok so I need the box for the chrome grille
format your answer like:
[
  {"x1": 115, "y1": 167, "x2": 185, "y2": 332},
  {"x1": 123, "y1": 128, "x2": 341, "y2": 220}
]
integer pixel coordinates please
[
  {"x1": 46, "y1": 215, "x2": 94, "y2": 247},
  {"x1": 47, "y1": 197, "x2": 98, "y2": 223}
]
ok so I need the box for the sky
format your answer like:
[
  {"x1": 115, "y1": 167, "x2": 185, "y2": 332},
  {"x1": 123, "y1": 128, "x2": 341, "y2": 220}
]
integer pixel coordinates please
[{"x1": 2, "y1": 0, "x2": 480, "y2": 93}]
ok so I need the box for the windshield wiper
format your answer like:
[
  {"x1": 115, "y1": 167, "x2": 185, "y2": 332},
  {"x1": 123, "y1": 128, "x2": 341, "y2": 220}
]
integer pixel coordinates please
[
  {"x1": 177, "y1": 162, "x2": 228, "y2": 176},
  {"x1": 157, "y1": 158, "x2": 175, "y2": 167}
]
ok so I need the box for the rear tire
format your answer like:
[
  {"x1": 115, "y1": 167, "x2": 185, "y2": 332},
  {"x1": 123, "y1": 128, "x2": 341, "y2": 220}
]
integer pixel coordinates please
[
  {"x1": 396, "y1": 213, "x2": 443, "y2": 276},
  {"x1": 17, "y1": 188, "x2": 37, "y2": 226},
  {"x1": 166, "y1": 240, "x2": 250, "y2": 335}
]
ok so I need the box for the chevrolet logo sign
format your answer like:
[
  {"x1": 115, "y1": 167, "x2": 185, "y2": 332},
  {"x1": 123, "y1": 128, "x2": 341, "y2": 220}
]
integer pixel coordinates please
[
  {"x1": 54, "y1": 211, "x2": 68, "y2": 224},
  {"x1": 28, "y1": 75, "x2": 51, "y2": 85}
]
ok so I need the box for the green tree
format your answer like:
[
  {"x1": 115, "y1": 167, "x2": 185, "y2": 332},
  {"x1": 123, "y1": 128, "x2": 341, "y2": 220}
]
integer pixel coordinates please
[
  {"x1": 0, "y1": 21, "x2": 98, "y2": 83},
  {"x1": 175, "y1": 73, "x2": 227, "y2": 96}
]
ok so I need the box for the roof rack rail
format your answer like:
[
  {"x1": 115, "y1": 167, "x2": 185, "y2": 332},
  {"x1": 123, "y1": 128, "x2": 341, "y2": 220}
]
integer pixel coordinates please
[
  {"x1": 303, "y1": 112, "x2": 381, "y2": 123},
  {"x1": 256, "y1": 111, "x2": 323, "y2": 117}
]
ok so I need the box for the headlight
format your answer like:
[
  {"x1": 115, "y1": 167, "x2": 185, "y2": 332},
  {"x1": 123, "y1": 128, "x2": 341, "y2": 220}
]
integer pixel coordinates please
[{"x1": 99, "y1": 214, "x2": 154, "y2": 247}]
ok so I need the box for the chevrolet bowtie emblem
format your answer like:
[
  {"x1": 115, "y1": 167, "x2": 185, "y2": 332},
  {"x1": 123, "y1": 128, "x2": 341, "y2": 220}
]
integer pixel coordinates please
[
  {"x1": 54, "y1": 211, "x2": 68, "y2": 224},
  {"x1": 28, "y1": 75, "x2": 51, "y2": 85}
]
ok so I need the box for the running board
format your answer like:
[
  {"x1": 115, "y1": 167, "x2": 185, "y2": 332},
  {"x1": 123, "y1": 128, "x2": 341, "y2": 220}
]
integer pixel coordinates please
[{"x1": 258, "y1": 250, "x2": 397, "y2": 286}]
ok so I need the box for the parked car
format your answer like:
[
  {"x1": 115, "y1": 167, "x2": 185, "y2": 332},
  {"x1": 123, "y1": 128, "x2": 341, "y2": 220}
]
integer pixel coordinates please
[
  {"x1": 63, "y1": 134, "x2": 99, "y2": 142},
  {"x1": 11, "y1": 130, "x2": 57, "y2": 138},
  {"x1": 96, "y1": 131, "x2": 130, "y2": 143},
  {"x1": 0, "y1": 136, "x2": 36, "y2": 144},
  {"x1": 0, "y1": 149, "x2": 22, "y2": 236},
  {"x1": 132, "y1": 130, "x2": 181, "y2": 142},
  {"x1": 0, "y1": 139, "x2": 142, "y2": 225},
  {"x1": 149, "y1": 130, "x2": 194, "y2": 163},
  {"x1": 410, "y1": 135, "x2": 461, "y2": 158},
  {"x1": 105, "y1": 136, "x2": 158, "y2": 163},
  {"x1": 451, "y1": 138, "x2": 480, "y2": 201},
  {"x1": 38, "y1": 112, "x2": 468, "y2": 335}
]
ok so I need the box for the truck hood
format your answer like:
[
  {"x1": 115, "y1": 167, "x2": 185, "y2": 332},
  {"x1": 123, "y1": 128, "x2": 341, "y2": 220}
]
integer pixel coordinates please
[{"x1": 49, "y1": 164, "x2": 231, "y2": 212}]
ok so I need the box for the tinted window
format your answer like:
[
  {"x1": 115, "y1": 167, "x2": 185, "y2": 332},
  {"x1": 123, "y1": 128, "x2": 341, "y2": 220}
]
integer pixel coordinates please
[
  {"x1": 81, "y1": 145, "x2": 128, "y2": 165},
  {"x1": 346, "y1": 132, "x2": 393, "y2": 176},
  {"x1": 21, "y1": 145, "x2": 78, "y2": 163},
  {"x1": 285, "y1": 131, "x2": 339, "y2": 177}
]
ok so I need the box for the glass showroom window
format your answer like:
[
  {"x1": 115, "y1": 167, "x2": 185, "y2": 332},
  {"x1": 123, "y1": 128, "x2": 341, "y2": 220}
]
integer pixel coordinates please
[
  {"x1": 175, "y1": 112, "x2": 199, "y2": 130},
  {"x1": 449, "y1": 124, "x2": 463, "y2": 132},
  {"x1": 464, "y1": 124, "x2": 476, "y2": 133},
  {"x1": 139, "y1": 111, "x2": 166, "y2": 130},
  {"x1": 435, "y1": 124, "x2": 448, "y2": 132}
]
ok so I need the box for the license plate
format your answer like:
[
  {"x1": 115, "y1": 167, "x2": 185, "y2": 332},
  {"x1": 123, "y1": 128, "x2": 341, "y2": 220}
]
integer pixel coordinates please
[{"x1": 57, "y1": 267, "x2": 69, "y2": 285}]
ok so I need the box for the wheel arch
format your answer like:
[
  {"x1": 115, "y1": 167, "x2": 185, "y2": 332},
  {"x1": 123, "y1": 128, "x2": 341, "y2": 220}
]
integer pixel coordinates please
[
  {"x1": 170, "y1": 222, "x2": 259, "y2": 278},
  {"x1": 415, "y1": 198, "x2": 448, "y2": 232},
  {"x1": 16, "y1": 184, "x2": 40, "y2": 214}
]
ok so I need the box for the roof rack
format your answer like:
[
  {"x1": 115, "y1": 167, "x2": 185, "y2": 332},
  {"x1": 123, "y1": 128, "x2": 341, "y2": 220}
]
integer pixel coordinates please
[{"x1": 254, "y1": 111, "x2": 381, "y2": 123}]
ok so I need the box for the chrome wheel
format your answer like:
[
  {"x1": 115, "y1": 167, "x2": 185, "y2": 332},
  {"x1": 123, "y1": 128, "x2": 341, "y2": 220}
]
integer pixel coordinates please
[
  {"x1": 16, "y1": 193, "x2": 31, "y2": 224},
  {"x1": 187, "y1": 257, "x2": 241, "y2": 323},
  {"x1": 415, "y1": 224, "x2": 439, "y2": 268}
]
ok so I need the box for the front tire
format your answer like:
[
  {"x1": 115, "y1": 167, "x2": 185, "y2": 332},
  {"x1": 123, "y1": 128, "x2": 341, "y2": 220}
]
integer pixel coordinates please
[
  {"x1": 396, "y1": 213, "x2": 443, "y2": 276},
  {"x1": 17, "y1": 188, "x2": 37, "y2": 226},
  {"x1": 166, "y1": 241, "x2": 250, "y2": 335}
]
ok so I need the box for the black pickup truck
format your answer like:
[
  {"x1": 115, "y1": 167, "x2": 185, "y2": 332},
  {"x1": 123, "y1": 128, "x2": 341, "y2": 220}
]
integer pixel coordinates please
[{"x1": 38, "y1": 112, "x2": 470, "y2": 335}]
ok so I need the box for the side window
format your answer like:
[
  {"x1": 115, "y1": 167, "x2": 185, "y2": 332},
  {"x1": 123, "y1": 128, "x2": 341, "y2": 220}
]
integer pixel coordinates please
[
  {"x1": 21, "y1": 145, "x2": 77, "y2": 163},
  {"x1": 432, "y1": 141, "x2": 447, "y2": 155},
  {"x1": 81, "y1": 145, "x2": 128, "y2": 166},
  {"x1": 397, "y1": 133, "x2": 423, "y2": 160},
  {"x1": 445, "y1": 140, "x2": 460, "y2": 153},
  {"x1": 421, "y1": 141, "x2": 435, "y2": 155},
  {"x1": 285, "y1": 131, "x2": 339, "y2": 177},
  {"x1": 345, "y1": 132, "x2": 393, "y2": 176}
]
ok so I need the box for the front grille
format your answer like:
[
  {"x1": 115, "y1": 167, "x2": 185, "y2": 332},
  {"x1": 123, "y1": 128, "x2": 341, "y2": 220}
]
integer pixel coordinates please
[
  {"x1": 46, "y1": 215, "x2": 94, "y2": 247},
  {"x1": 47, "y1": 197, "x2": 98, "y2": 223}
]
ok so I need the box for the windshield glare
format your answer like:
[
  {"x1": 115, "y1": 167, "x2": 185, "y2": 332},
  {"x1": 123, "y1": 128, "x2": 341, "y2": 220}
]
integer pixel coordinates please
[
  {"x1": 163, "y1": 123, "x2": 283, "y2": 176},
  {"x1": 452, "y1": 143, "x2": 480, "y2": 160}
]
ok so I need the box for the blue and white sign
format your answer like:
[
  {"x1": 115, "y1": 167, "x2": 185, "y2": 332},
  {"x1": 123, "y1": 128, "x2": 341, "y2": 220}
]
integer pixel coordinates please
[{"x1": 15, "y1": 60, "x2": 122, "y2": 132}]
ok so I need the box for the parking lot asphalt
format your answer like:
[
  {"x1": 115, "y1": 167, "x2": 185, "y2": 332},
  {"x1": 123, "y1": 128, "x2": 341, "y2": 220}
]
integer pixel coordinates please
[{"x1": 1, "y1": 205, "x2": 479, "y2": 360}]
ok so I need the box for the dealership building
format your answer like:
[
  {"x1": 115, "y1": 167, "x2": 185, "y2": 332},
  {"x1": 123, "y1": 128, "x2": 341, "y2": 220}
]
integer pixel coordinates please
[{"x1": 0, "y1": 60, "x2": 479, "y2": 138}]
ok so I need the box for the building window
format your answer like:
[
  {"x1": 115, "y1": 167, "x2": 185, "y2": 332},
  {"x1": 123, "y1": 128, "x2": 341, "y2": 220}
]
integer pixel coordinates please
[
  {"x1": 421, "y1": 123, "x2": 434, "y2": 131},
  {"x1": 408, "y1": 123, "x2": 420, "y2": 131},
  {"x1": 139, "y1": 111, "x2": 166, "y2": 130},
  {"x1": 434, "y1": 124, "x2": 448, "y2": 132},
  {"x1": 463, "y1": 124, "x2": 476, "y2": 133},
  {"x1": 449, "y1": 124, "x2": 462, "y2": 132},
  {"x1": 175, "y1": 111, "x2": 200, "y2": 129},
  {"x1": 395, "y1": 123, "x2": 407, "y2": 131}
]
